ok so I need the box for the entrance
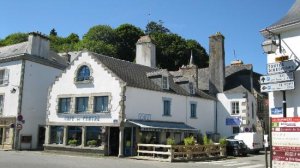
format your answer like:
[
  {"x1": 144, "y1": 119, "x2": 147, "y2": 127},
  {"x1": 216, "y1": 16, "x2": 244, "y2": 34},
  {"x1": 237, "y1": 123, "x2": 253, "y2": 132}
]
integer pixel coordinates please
[
  {"x1": 0, "y1": 128, "x2": 3, "y2": 146},
  {"x1": 124, "y1": 127, "x2": 136, "y2": 156},
  {"x1": 38, "y1": 126, "x2": 45, "y2": 149},
  {"x1": 109, "y1": 127, "x2": 119, "y2": 156}
]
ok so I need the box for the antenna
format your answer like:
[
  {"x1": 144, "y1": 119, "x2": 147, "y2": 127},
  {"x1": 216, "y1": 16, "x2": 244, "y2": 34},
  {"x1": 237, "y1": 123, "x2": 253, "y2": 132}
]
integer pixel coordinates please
[{"x1": 233, "y1": 49, "x2": 237, "y2": 60}]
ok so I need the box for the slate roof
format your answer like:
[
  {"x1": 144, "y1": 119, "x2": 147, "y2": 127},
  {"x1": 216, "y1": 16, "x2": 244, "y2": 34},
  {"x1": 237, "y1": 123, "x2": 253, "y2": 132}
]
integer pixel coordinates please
[
  {"x1": 266, "y1": 0, "x2": 300, "y2": 30},
  {"x1": 0, "y1": 42, "x2": 29, "y2": 58},
  {"x1": 89, "y1": 52, "x2": 215, "y2": 100},
  {"x1": 128, "y1": 120, "x2": 197, "y2": 131}
]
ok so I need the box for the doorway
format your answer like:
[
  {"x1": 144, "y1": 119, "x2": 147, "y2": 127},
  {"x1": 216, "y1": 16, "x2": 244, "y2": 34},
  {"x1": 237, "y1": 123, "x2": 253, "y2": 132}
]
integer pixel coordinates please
[
  {"x1": 109, "y1": 127, "x2": 119, "y2": 156},
  {"x1": 37, "y1": 126, "x2": 45, "y2": 149},
  {"x1": 0, "y1": 128, "x2": 3, "y2": 146}
]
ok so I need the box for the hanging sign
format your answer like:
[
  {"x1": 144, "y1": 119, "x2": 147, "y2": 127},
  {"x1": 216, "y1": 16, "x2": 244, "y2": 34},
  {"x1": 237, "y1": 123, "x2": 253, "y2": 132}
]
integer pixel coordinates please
[
  {"x1": 267, "y1": 60, "x2": 299, "y2": 74},
  {"x1": 260, "y1": 72, "x2": 294, "y2": 84}
]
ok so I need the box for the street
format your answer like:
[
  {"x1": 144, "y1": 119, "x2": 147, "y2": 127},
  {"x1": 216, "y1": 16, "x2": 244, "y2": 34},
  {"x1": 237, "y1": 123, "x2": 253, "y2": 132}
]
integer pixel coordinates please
[{"x1": 0, "y1": 150, "x2": 269, "y2": 168}]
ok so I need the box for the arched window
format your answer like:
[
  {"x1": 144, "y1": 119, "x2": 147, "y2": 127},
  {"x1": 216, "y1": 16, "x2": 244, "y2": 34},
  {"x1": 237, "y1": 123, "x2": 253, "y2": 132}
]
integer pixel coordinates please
[{"x1": 77, "y1": 65, "x2": 90, "y2": 81}]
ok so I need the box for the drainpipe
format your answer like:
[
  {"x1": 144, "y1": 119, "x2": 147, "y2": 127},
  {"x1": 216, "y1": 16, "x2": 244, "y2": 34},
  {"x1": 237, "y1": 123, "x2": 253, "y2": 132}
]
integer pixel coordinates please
[
  {"x1": 215, "y1": 100, "x2": 218, "y2": 133},
  {"x1": 14, "y1": 59, "x2": 26, "y2": 150},
  {"x1": 118, "y1": 82, "x2": 127, "y2": 157}
]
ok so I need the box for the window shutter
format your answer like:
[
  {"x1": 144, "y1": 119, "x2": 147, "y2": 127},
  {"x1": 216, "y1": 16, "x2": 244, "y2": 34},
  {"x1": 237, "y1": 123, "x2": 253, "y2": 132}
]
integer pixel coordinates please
[{"x1": 3, "y1": 69, "x2": 9, "y2": 85}]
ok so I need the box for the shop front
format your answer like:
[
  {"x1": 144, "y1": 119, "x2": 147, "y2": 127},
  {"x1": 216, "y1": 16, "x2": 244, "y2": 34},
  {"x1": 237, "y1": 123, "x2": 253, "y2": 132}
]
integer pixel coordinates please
[{"x1": 0, "y1": 117, "x2": 15, "y2": 150}]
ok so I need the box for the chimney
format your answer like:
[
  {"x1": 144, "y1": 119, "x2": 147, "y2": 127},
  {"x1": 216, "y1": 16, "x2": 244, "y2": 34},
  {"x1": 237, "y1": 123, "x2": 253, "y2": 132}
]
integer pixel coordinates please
[
  {"x1": 136, "y1": 35, "x2": 156, "y2": 68},
  {"x1": 27, "y1": 32, "x2": 50, "y2": 58},
  {"x1": 209, "y1": 32, "x2": 225, "y2": 95},
  {"x1": 178, "y1": 51, "x2": 198, "y2": 89}
]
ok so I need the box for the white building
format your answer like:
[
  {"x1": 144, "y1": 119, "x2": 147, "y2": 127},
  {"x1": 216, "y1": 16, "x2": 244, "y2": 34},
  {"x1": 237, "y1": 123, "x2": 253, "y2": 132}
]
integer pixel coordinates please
[
  {"x1": 261, "y1": 0, "x2": 300, "y2": 118},
  {"x1": 0, "y1": 32, "x2": 67, "y2": 150},
  {"x1": 44, "y1": 36, "x2": 216, "y2": 156}
]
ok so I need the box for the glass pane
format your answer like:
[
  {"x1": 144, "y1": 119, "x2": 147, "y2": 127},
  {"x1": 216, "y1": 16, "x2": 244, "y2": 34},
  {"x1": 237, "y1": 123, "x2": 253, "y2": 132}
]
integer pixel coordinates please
[
  {"x1": 76, "y1": 97, "x2": 88, "y2": 113},
  {"x1": 94, "y1": 96, "x2": 108, "y2": 113},
  {"x1": 59, "y1": 98, "x2": 70, "y2": 113},
  {"x1": 67, "y1": 126, "x2": 82, "y2": 145},
  {"x1": 77, "y1": 66, "x2": 90, "y2": 81},
  {"x1": 0, "y1": 70, "x2": 4, "y2": 84},
  {"x1": 50, "y1": 126, "x2": 64, "y2": 144},
  {"x1": 86, "y1": 127, "x2": 102, "y2": 146}
]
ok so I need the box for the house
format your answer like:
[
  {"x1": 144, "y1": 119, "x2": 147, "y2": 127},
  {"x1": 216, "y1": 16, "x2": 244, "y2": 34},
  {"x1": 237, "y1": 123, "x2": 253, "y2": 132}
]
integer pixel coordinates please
[
  {"x1": 261, "y1": 0, "x2": 300, "y2": 118},
  {"x1": 171, "y1": 33, "x2": 267, "y2": 137},
  {"x1": 0, "y1": 32, "x2": 68, "y2": 150},
  {"x1": 44, "y1": 35, "x2": 216, "y2": 156}
]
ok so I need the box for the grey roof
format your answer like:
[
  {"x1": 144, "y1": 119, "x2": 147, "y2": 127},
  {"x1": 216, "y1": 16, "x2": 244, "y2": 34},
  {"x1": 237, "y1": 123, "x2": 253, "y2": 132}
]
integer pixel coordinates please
[
  {"x1": 0, "y1": 42, "x2": 29, "y2": 58},
  {"x1": 224, "y1": 85, "x2": 249, "y2": 94},
  {"x1": 88, "y1": 52, "x2": 214, "y2": 100},
  {"x1": 128, "y1": 120, "x2": 197, "y2": 131},
  {"x1": 266, "y1": 0, "x2": 300, "y2": 30}
]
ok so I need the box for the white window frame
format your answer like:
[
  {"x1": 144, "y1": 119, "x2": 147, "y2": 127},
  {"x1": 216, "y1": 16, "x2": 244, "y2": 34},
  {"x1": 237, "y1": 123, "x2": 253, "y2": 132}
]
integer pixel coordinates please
[
  {"x1": 231, "y1": 101, "x2": 240, "y2": 115},
  {"x1": 162, "y1": 97, "x2": 172, "y2": 116},
  {"x1": 162, "y1": 76, "x2": 169, "y2": 90},
  {"x1": 0, "y1": 94, "x2": 4, "y2": 115},
  {"x1": 190, "y1": 102, "x2": 197, "y2": 118},
  {"x1": 0, "y1": 68, "x2": 9, "y2": 86}
]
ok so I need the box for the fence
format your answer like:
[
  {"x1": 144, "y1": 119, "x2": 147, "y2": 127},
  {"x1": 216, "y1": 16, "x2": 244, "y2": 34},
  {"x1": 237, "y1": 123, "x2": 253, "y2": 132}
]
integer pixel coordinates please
[{"x1": 137, "y1": 143, "x2": 226, "y2": 162}]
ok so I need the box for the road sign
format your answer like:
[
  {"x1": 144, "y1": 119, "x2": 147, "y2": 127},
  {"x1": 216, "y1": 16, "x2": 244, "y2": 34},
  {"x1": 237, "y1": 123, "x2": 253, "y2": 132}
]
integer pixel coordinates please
[
  {"x1": 261, "y1": 81, "x2": 295, "y2": 92},
  {"x1": 16, "y1": 123, "x2": 22, "y2": 130},
  {"x1": 267, "y1": 59, "x2": 299, "y2": 74},
  {"x1": 260, "y1": 72, "x2": 294, "y2": 84},
  {"x1": 271, "y1": 107, "x2": 283, "y2": 115}
]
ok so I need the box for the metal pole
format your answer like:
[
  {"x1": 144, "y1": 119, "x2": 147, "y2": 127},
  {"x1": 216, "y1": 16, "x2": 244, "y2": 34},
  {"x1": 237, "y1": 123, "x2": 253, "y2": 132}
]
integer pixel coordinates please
[
  {"x1": 270, "y1": 117, "x2": 273, "y2": 168},
  {"x1": 263, "y1": 120, "x2": 268, "y2": 168},
  {"x1": 283, "y1": 91, "x2": 287, "y2": 117}
]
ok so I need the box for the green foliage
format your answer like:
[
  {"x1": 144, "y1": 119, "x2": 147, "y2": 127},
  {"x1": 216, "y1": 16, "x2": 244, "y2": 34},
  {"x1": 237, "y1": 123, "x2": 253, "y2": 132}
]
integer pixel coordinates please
[
  {"x1": 50, "y1": 28, "x2": 57, "y2": 36},
  {"x1": 145, "y1": 20, "x2": 170, "y2": 34},
  {"x1": 87, "y1": 140, "x2": 97, "y2": 146},
  {"x1": 166, "y1": 137, "x2": 176, "y2": 145},
  {"x1": 219, "y1": 138, "x2": 227, "y2": 146},
  {"x1": 184, "y1": 136, "x2": 195, "y2": 146},
  {"x1": 68, "y1": 139, "x2": 78, "y2": 145},
  {"x1": 203, "y1": 135, "x2": 213, "y2": 145},
  {"x1": 83, "y1": 25, "x2": 116, "y2": 44},
  {"x1": 0, "y1": 33, "x2": 28, "y2": 46}
]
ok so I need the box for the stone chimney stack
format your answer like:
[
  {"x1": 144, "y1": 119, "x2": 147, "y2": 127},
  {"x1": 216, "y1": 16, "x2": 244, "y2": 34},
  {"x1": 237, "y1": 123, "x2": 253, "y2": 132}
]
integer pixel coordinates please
[
  {"x1": 136, "y1": 35, "x2": 156, "y2": 68},
  {"x1": 209, "y1": 32, "x2": 225, "y2": 95},
  {"x1": 27, "y1": 32, "x2": 50, "y2": 58}
]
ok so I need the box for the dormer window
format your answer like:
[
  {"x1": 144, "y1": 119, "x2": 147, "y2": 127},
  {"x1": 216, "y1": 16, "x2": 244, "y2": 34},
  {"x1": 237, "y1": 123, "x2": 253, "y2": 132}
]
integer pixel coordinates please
[
  {"x1": 162, "y1": 76, "x2": 169, "y2": 90},
  {"x1": 189, "y1": 83, "x2": 195, "y2": 95},
  {"x1": 75, "y1": 65, "x2": 93, "y2": 83}
]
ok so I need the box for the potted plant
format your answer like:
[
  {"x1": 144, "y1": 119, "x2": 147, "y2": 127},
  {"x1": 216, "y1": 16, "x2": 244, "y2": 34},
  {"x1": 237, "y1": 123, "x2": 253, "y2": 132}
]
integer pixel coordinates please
[
  {"x1": 87, "y1": 140, "x2": 97, "y2": 147},
  {"x1": 68, "y1": 139, "x2": 78, "y2": 147},
  {"x1": 184, "y1": 136, "x2": 195, "y2": 159},
  {"x1": 219, "y1": 138, "x2": 227, "y2": 156}
]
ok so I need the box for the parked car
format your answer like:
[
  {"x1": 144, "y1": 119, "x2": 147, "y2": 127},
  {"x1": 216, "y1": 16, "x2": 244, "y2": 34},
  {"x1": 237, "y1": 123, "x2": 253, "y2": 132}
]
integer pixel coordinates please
[
  {"x1": 226, "y1": 139, "x2": 248, "y2": 156},
  {"x1": 227, "y1": 132, "x2": 263, "y2": 153}
]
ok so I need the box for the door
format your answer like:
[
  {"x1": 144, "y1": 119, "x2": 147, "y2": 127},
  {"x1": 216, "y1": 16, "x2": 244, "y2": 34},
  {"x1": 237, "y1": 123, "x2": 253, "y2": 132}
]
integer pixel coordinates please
[
  {"x1": 0, "y1": 128, "x2": 3, "y2": 146},
  {"x1": 109, "y1": 127, "x2": 119, "y2": 156},
  {"x1": 37, "y1": 126, "x2": 45, "y2": 149}
]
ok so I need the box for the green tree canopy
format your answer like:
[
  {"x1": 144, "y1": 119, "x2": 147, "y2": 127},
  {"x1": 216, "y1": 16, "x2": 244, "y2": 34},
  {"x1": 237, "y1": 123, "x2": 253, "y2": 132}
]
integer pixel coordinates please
[
  {"x1": 145, "y1": 20, "x2": 170, "y2": 35},
  {"x1": 0, "y1": 33, "x2": 28, "y2": 46}
]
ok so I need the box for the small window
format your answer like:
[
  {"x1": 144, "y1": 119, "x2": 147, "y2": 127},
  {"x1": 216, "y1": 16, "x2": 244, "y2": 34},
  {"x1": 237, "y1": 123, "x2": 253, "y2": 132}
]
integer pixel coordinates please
[
  {"x1": 76, "y1": 97, "x2": 89, "y2": 113},
  {"x1": 162, "y1": 76, "x2": 169, "y2": 89},
  {"x1": 77, "y1": 65, "x2": 90, "y2": 81},
  {"x1": 232, "y1": 126, "x2": 240, "y2": 134},
  {"x1": 58, "y1": 98, "x2": 71, "y2": 113},
  {"x1": 189, "y1": 83, "x2": 195, "y2": 94},
  {"x1": 231, "y1": 101, "x2": 240, "y2": 115},
  {"x1": 190, "y1": 103, "x2": 197, "y2": 118},
  {"x1": 94, "y1": 96, "x2": 109, "y2": 113},
  {"x1": 163, "y1": 99, "x2": 171, "y2": 116},
  {"x1": 0, "y1": 69, "x2": 9, "y2": 85},
  {"x1": 0, "y1": 95, "x2": 3, "y2": 115}
]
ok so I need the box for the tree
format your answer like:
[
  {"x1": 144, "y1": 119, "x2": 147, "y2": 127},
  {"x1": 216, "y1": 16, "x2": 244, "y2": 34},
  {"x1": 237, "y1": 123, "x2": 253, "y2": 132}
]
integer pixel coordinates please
[
  {"x1": 114, "y1": 24, "x2": 144, "y2": 61},
  {"x1": 145, "y1": 20, "x2": 170, "y2": 35},
  {"x1": 83, "y1": 25, "x2": 116, "y2": 44},
  {"x1": 77, "y1": 39, "x2": 117, "y2": 56},
  {"x1": 186, "y1": 40, "x2": 209, "y2": 68},
  {"x1": 49, "y1": 28, "x2": 57, "y2": 36},
  {"x1": 0, "y1": 33, "x2": 28, "y2": 46}
]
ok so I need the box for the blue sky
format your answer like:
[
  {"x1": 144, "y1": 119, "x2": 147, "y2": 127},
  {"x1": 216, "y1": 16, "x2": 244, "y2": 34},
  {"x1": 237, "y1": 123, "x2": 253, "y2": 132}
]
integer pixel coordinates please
[{"x1": 0, "y1": 0, "x2": 295, "y2": 74}]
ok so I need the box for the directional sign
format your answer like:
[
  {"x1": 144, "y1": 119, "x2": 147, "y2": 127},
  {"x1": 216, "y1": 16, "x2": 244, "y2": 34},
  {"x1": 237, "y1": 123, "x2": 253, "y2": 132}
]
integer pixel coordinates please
[
  {"x1": 260, "y1": 72, "x2": 294, "y2": 84},
  {"x1": 267, "y1": 60, "x2": 299, "y2": 74},
  {"x1": 261, "y1": 81, "x2": 295, "y2": 92}
]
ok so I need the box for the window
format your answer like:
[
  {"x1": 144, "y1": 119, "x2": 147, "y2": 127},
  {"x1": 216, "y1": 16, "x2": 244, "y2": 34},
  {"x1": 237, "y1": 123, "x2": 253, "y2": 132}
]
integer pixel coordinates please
[
  {"x1": 76, "y1": 65, "x2": 90, "y2": 81},
  {"x1": 76, "y1": 97, "x2": 89, "y2": 113},
  {"x1": 67, "y1": 126, "x2": 82, "y2": 145},
  {"x1": 0, "y1": 95, "x2": 3, "y2": 115},
  {"x1": 232, "y1": 126, "x2": 240, "y2": 134},
  {"x1": 162, "y1": 76, "x2": 169, "y2": 89},
  {"x1": 50, "y1": 126, "x2": 64, "y2": 144},
  {"x1": 189, "y1": 83, "x2": 195, "y2": 94},
  {"x1": 58, "y1": 98, "x2": 71, "y2": 113},
  {"x1": 190, "y1": 103, "x2": 197, "y2": 118},
  {"x1": 86, "y1": 127, "x2": 103, "y2": 146},
  {"x1": 163, "y1": 99, "x2": 171, "y2": 116},
  {"x1": 0, "y1": 69, "x2": 9, "y2": 85},
  {"x1": 94, "y1": 96, "x2": 109, "y2": 113},
  {"x1": 252, "y1": 102, "x2": 254, "y2": 119},
  {"x1": 231, "y1": 101, "x2": 240, "y2": 115}
]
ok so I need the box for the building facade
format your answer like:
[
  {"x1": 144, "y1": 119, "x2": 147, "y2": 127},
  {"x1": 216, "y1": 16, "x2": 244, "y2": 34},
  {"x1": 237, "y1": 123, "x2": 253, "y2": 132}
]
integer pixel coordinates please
[{"x1": 0, "y1": 32, "x2": 67, "y2": 150}]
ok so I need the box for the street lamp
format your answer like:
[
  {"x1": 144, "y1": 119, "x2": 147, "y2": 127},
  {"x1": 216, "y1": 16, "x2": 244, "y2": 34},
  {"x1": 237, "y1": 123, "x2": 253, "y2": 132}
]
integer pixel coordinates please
[{"x1": 262, "y1": 39, "x2": 278, "y2": 54}]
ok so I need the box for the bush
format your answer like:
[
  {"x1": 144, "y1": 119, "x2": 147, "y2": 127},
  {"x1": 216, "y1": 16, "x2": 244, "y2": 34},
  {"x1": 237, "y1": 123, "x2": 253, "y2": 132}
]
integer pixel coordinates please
[
  {"x1": 87, "y1": 140, "x2": 97, "y2": 146},
  {"x1": 219, "y1": 138, "x2": 227, "y2": 146},
  {"x1": 68, "y1": 139, "x2": 78, "y2": 145},
  {"x1": 184, "y1": 136, "x2": 195, "y2": 146},
  {"x1": 166, "y1": 138, "x2": 175, "y2": 145},
  {"x1": 203, "y1": 135, "x2": 213, "y2": 145}
]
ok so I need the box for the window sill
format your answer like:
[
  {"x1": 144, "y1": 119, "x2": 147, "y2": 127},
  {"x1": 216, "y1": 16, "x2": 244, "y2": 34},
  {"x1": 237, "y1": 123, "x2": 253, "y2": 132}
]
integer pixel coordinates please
[
  {"x1": 190, "y1": 117, "x2": 197, "y2": 119},
  {"x1": 162, "y1": 114, "x2": 171, "y2": 117},
  {"x1": 74, "y1": 77, "x2": 93, "y2": 84}
]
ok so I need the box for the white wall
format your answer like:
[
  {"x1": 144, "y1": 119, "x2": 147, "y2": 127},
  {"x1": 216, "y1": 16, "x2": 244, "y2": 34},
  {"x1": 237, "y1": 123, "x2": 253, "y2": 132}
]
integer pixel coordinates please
[
  {"x1": 0, "y1": 60, "x2": 22, "y2": 117},
  {"x1": 20, "y1": 60, "x2": 63, "y2": 149},
  {"x1": 217, "y1": 92, "x2": 257, "y2": 137},
  {"x1": 267, "y1": 28, "x2": 300, "y2": 117},
  {"x1": 47, "y1": 52, "x2": 122, "y2": 125},
  {"x1": 125, "y1": 87, "x2": 216, "y2": 134}
]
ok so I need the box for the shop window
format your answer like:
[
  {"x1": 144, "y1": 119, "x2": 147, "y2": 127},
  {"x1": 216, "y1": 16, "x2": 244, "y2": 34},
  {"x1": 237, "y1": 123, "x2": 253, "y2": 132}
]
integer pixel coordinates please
[
  {"x1": 50, "y1": 126, "x2": 64, "y2": 144},
  {"x1": 94, "y1": 96, "x2": 108, "y2": 113},
  {"x1": 0, "y1": 95, "x2": 3, "y2": 115},
  {"x1": 86, "y1": 127, "x2": 102, "y2": 146},
  {"x1": 232, "y1": 126, "x2": 240, "y2": 134},
  {"x1": 67, "y1": 126, "x2": 82, "y2": 145},
  {"x1": 76, "y1": 65, "x2": 91, "y2": 81},
  {"x1": 75, "y1": 97, "x2": 89, "y2": 113},
  {"x1": 58, "y1": 98, "x2": 71, "y2": 113},
  {"x1": 231, "y1": 101, "x2": 240, "y2": 115}
]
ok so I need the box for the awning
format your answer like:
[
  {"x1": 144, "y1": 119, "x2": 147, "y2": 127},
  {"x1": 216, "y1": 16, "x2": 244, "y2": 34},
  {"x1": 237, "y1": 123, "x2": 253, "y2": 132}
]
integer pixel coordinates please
[{"x1": 127, "y1": 120, "x2": 197, "y2": 132}]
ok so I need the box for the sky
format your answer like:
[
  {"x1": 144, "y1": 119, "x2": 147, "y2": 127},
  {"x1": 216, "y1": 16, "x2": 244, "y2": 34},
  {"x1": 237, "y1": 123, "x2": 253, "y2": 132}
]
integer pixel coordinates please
[{"x1": 0, "y1": 0, "x2": 295, "y2": 74}]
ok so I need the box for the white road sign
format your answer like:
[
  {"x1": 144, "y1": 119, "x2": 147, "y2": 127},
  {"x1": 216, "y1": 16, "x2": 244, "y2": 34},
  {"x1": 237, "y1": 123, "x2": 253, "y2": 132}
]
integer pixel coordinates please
[
  {"x1": 267, "y1": 60, "x2": 299, "y2": 74},
  {"x1": 261, "y1": 81, "x2": 295, "y2": 92},
  {"x1": 260, "y1": 72, "x2": 294, "y2": 84}
]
